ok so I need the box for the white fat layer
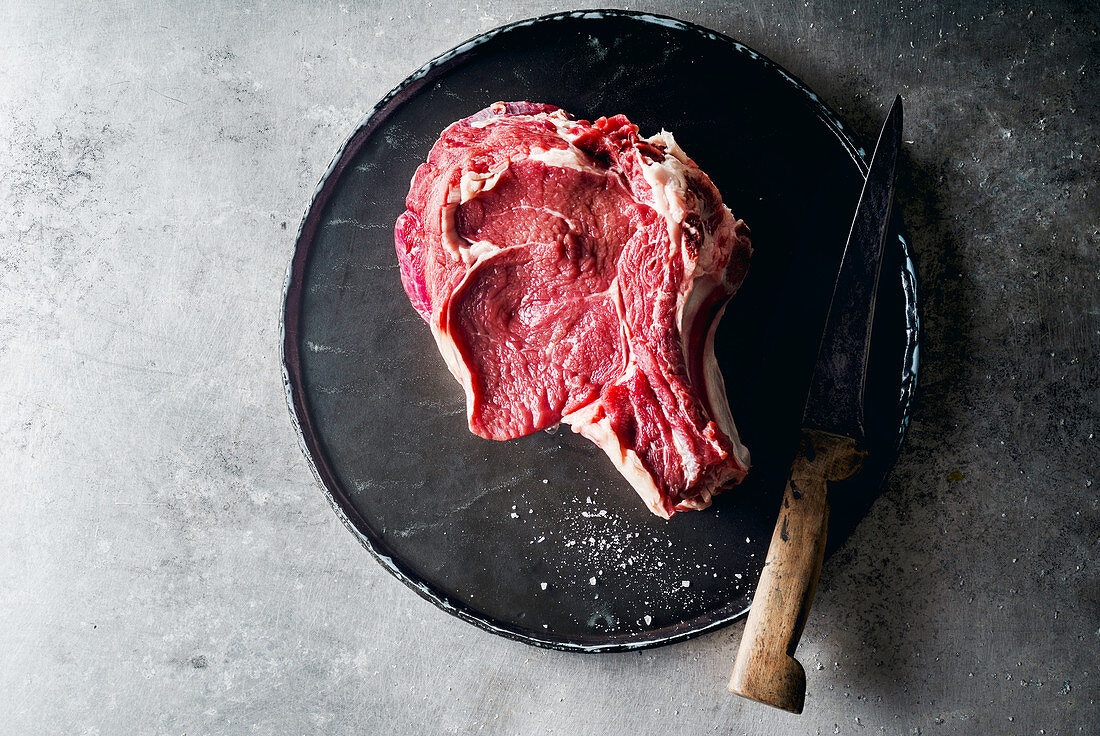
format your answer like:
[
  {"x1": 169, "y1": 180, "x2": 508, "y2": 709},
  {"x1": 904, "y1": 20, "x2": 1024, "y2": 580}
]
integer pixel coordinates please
[
  {"x1": 639, "y1": 131, "x2": 736, "y2": 280},
  {"x1": 638, "y1": 131, "x2": 690, "y2": 259},
  {"x1": 679, "y1": 277, "x2": 711, "y2": 343},
  {"x1": 463, "y1": 239, "x2": 500, "y2": 265},
  {"x1": 467, "y1": 105, "x2": 575, "y2": 130},
  {"x1": 429, "y1": 314, "x2": 477, "y2": 426},
  {"x1": 670, "y1": 426, "x2": 702, "y2": 488},
  {"x1": 676, "y1": 490, "x2": 715, "y2": 511},
  {"x1": 440, "y1": 202, "x2": 464, "y2": 259},
  {"x1": 639, "y1": 132, "x2": 712, "y2": 338},
  {"x1": 459, "y1": 167, "x2": 507, "y2": 204},
  {"x1": 525, "y1": 146, "x2": 606, "y2": 176},
  {"x1": 679, "y1": 276, "x2": 745, "y2": 472},
  {"x1": 701, "y1": 299, "x2": 750, "y2": 468}
]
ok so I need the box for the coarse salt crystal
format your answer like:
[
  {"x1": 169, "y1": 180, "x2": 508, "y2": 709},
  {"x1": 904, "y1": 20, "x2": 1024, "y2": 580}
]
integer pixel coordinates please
[
  {"x1": 540, "y1": 582, "x2": 548, "y2": 590},
  {"x1": 681, "y1": 580, "x2": 690, "y2": 588},
  {"x1": 644, "y1": 615, "x2": 652, "y2": 625},
  {"x1": 589, "y1": 577, "x2": 597, "y2": 585}
]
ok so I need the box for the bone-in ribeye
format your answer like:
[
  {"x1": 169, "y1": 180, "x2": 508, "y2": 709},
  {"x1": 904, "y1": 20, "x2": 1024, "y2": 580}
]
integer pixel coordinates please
[{"x1": 395, "y1": 102, "x2": 752, "y2": 518}]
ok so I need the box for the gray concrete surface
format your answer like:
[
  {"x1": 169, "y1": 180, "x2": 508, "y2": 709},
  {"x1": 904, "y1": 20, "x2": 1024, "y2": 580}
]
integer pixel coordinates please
[{"x1": 2, "y1": 1, "x2": 1096, "y2": 733}]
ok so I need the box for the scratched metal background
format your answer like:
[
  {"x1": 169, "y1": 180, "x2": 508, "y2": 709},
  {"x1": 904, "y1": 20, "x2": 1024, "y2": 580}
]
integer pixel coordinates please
[{"x1": 1, "y1": 1, "x2": 1096, "y2": 733}]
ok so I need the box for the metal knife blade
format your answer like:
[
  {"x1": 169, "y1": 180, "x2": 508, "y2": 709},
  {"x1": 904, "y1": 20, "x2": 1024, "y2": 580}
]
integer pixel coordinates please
[
  {"x1": 802, "y1": 95, "x2": 903, "y2": 441},
  {"x1": 729, "y1": 96, "x2": 904, "y2": 714}
]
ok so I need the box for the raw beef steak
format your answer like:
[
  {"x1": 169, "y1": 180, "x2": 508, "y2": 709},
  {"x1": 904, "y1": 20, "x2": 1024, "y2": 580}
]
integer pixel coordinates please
[{"x1": 395, "y1": 102, "x2": 752, "y2": 518}]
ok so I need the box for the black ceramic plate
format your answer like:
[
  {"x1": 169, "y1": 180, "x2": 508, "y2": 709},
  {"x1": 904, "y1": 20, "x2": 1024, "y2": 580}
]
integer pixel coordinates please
[{"x1": 282, "y1": 10, "x2": 918, "y2": 652}]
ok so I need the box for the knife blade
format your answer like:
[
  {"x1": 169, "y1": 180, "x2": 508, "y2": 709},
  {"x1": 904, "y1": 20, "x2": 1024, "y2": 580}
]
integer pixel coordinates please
[{"x1": 728, "y1": 95, "x2": 903, "y2": 714}]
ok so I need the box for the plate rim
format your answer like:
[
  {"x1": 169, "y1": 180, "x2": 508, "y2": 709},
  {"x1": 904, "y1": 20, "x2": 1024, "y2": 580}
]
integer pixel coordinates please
[{"x1": 280, "y1": 8, "x2": 920, "y2": 653}]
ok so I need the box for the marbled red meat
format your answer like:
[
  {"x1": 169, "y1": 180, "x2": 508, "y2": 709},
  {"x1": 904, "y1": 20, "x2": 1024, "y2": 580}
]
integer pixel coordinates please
[{"x1": 394, "y1": 102, "x2": 752, "y2": 518}]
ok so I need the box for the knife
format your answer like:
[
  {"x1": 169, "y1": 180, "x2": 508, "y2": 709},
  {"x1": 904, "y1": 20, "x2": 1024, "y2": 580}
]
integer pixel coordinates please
[{"x1": 728, "y1": 95, "x2": 903, "y2": 714}]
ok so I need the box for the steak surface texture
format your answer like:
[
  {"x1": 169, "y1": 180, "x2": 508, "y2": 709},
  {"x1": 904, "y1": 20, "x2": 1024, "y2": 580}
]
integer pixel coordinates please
[{"x1": 395, "y1": 101, "x2": 752, "y2": 518}]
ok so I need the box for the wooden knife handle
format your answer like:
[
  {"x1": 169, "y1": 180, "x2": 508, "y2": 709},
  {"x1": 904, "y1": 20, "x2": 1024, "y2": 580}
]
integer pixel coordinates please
[{"x1": 729, "y1": 429, "x2": 865, "y2": 714}]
